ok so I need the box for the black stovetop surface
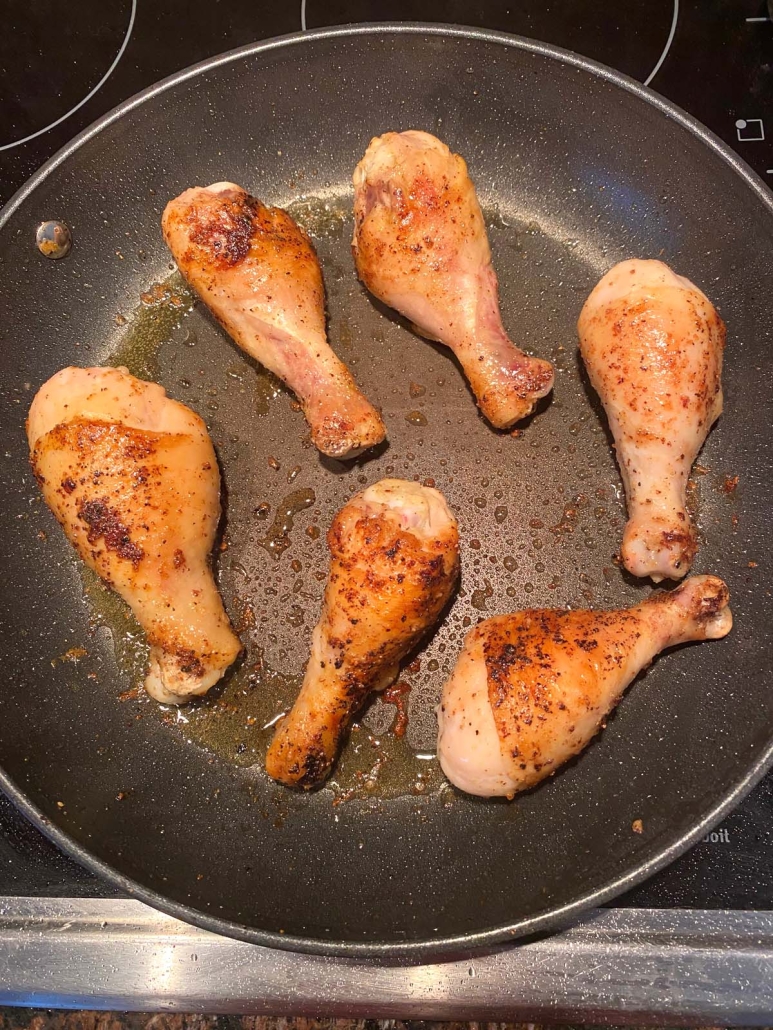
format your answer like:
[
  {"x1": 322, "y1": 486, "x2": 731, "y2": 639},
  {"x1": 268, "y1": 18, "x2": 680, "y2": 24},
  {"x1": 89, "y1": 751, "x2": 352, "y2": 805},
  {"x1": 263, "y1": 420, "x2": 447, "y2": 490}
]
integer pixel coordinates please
[{"x1": 1, "y1": 1, "x2": 771, "y2": 912}]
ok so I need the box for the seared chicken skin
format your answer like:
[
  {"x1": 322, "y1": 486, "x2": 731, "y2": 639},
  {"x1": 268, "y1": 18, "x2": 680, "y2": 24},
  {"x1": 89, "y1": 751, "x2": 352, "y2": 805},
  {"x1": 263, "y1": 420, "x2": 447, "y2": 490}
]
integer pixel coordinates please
[
  {"x1": 578, "y1": 259, "x2": 725, "y2": 581},
  {"x1": 352, "y1": 131, "x2": 554, "y2": 428},
  {"x1": 27, "y1": 367, "x2": 241, "y2": 704},
  {"x1": 163, "y1": 182, "x2": 386, "y2": 459},
  {"x1": 266, "y1": 479, "x2": 459, "y2": 788},
  {"x1": 438, "y1": 575, "x2": 731, "y2": 797}
]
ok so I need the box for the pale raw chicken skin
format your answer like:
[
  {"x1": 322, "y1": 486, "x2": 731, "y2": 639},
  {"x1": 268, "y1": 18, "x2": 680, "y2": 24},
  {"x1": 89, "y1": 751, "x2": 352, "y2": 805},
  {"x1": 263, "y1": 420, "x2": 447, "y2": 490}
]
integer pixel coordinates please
[
  {"x1": 266, "y1": 479, "x2": 460, "y2": 788},
  {"x1": 578, "y1": 259, "x2": 725, "y2": 581},
  {"x1": 352, "y1": 131, "x2": 554, "y2": 428},
  {"x1": 28, "y1": 366, "x2": 241, "y2": 704},
  {"x1": 163, "y1": 182, "x2": 386, "y2": 459},
  {"x1": 438, "y1": 575, "x2": 732, "y2": 797}
]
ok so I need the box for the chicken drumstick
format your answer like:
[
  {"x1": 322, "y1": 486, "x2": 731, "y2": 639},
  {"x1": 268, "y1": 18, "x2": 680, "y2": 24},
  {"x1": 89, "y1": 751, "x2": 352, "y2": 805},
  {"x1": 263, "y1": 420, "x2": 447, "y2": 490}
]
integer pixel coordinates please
[
  {"x1": 163, "y1": 182, "x2": 386, "y2": 459},
  {"x1": 352, "y1": 131, "x2": 554, "y2": 428},
  {"x1": 27, "y1": 366, "x2": 241, "y2": 704},
  {"x1": 578, "y1": 259, "x2": 725, "y2": 581},
  {"x1": 266, "y1": 479, "x2": 460, "y2": 788},
  {"x1": 438, "y1": 575, "x2": 731, "y2": 797}
]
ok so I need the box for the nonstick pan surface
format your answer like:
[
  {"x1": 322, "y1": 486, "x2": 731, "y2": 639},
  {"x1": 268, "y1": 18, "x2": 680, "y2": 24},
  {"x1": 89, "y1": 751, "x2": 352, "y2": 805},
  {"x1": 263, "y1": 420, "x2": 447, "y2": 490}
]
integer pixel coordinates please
[{"x1": 1, "y1": 26, "x2": 773, "y2": 958}]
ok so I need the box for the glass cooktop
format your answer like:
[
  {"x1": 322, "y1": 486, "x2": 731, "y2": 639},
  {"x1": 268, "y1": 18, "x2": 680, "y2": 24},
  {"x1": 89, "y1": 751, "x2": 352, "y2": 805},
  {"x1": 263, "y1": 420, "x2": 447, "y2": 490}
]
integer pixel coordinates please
[{"x1": 1, "y1": 0, "x2": 770, "y2": 910}]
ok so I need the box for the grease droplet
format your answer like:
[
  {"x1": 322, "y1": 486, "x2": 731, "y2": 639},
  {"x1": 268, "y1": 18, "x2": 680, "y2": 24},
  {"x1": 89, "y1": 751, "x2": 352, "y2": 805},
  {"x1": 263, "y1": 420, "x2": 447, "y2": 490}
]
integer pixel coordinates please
[
  {"x1": 259, "y1": 489, "x2": 315, "y2": 558},
  {"x1": 405, "y1": 410, "x2": 428, "y2": 426},
  {"x1": 471, "y1": 579, "x2": 494, "y2": 611}
]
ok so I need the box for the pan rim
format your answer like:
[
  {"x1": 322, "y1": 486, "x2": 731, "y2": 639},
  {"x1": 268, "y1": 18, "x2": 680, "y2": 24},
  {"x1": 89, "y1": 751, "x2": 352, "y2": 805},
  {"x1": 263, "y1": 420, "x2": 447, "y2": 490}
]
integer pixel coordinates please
[{"x1": 2, "y1": 22, "x2": 773, "y2": 959}]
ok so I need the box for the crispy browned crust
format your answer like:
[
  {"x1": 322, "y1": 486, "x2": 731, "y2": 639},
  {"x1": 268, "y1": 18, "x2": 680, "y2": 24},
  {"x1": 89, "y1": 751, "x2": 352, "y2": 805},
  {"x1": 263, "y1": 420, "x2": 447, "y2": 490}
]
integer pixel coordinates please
[
  {"x1": 265, "y1": 502, "x2": 459, "y2": 789},
  {"x1": 323, "y1": 506, "x2": 459, "y2": 682},
  {"x1": 31, "y1": 419, "x2": 169, "y2": 579},
  {"x1": 186, "y1": 192, "x2": 261, "y2": 267},
  {"x1": 31, "y1": 417, "x2": 230, "y2": 676},
  {"x1": 478, "y1": 608, "x2": 641, "y2": 787},
  {"x1": 77, "y1": 498, "x2": 145, "y2": 568},
  {"x1": 163, "y1": 185, "x2": 324, "y2": 301},
  {"x1": 580, "y1": 293, "x2": 724, "y2": 436}
]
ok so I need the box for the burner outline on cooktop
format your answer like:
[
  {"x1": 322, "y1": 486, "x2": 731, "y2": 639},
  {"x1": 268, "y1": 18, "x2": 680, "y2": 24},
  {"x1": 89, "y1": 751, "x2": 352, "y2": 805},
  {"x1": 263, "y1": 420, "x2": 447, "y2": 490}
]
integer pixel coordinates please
[
  {"x1": 644, "y1": 0, "x2": 678, "y2": 86},
  {"x1": 0, "y1": 0, "x2": 137, "y2": 152},
  {"x1": 299, "y1": 0, "x2": 680, "y2": 87}
]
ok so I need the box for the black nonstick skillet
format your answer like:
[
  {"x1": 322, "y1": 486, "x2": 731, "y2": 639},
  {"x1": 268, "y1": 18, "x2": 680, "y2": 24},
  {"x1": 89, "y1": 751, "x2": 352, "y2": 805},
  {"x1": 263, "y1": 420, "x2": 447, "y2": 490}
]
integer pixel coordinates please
[{"x1": 1, "y1": 25, "x2": 772, "y2": 957}]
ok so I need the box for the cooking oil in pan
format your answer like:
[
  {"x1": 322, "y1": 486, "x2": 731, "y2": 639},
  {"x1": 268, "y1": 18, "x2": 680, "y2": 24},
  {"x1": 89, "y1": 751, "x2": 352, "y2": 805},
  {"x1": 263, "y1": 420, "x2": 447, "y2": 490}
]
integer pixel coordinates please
[
  {"x1": 286, "y1": 196, "x2": 348, "y2": 240},
  {"x1": 329, "y1": 720, "x2": 447, "y2": 803},
  {"x1": 259, "y1": 488, "x2": 316, "y2": 559},
  {"x1": 80, "y1": 566, "x2": 149, "y2": 688},
  {"x1": 106, "y1": 268, "x2": 288, "y2": 418},
  {"x1": 163, "y1": 655, "x2": 302, "y2": 768},
  {"x1": 108, "y1": 271, "x2": 196, "y2": 380},
  {"x1": 81, "y1": 562, "x2": 293, "y2": 765},
  {"x1": 81, "y1": 559, "x2": 446, "y2": 798}
]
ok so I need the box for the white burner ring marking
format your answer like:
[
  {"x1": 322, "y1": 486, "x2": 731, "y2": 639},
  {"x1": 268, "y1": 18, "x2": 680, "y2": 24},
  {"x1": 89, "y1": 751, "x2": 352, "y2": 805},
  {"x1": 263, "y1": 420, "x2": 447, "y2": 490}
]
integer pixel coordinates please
[
  {"x1": 644, "y1": 0, "x2": 679, "y2": 86},
  {"x1": 300, "y1": 1, "x2": 680, "y2": 85},
  {"x1": 0, "y1": 0, "x2": 137, "y2": 152}
]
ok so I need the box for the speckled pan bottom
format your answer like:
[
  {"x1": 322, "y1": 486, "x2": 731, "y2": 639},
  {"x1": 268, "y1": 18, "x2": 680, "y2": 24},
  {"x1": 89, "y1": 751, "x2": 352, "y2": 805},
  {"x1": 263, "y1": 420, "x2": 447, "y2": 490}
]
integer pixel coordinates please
[{"x1": 86, "y1": 195, "x2": 740, "y2": 807}]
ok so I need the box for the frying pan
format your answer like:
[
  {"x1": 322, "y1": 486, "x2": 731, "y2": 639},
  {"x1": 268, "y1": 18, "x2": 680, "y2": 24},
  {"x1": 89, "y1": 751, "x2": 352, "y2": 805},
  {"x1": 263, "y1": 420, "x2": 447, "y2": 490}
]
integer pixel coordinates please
[{"x1": 1, "y1": 25, "x2": 773, "y2": 958}]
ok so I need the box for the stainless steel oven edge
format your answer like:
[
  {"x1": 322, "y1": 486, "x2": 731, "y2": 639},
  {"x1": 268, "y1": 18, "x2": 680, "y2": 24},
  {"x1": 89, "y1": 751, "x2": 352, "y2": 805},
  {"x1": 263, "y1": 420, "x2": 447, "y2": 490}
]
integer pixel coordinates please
[{"x1": 0, "y1": 898, "x2": 772, "y2": 1023}]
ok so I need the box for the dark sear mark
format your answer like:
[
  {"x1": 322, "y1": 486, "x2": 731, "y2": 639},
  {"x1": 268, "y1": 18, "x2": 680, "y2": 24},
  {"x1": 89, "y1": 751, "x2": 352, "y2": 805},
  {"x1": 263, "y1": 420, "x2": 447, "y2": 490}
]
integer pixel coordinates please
[
  {"x1": 176, "y1": 648, "x2": 205, "y2": 678},
  {"x1": 696, "y1": 581, "x2": 730, "y2": 619},
  {"x1": 299, "y1": 749, "x2": 331, "y2": 787},
  {"x1": 78, "y1": 499, "x2": 144, "y2": 568},
  {"x1": 187, "y1": 192, "x2": 260, "y2": 267},
  {"x1": 660, "y1": 527, "x2": 697, "y2": 567}
]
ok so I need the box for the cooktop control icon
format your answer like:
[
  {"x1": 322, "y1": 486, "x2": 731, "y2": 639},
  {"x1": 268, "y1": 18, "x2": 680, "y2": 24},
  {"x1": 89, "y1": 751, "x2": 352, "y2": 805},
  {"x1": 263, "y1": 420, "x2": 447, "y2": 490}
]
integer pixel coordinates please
[{"x1": 735, "y1": 118, "x2": 765, "y2": 142}]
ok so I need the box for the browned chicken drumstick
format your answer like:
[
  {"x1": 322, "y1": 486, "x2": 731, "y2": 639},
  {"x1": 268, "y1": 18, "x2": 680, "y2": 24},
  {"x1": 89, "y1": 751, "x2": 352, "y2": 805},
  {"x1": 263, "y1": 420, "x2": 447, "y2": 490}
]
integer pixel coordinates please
[
  {"x1": 27, "y1": 367, "x2": 241, "y2": 704},
  {"x1": 352, "y1": 131, "x2": 554, "y2": 428},
  {"x1": 266, "y1": 479, "x2": 460, "y2": 788},
  {"x1": 438, "y1": 575, "x2": 732, "y2": 797},
  {"x1": 578, "y1": 259, "x2": 726, "y2": 581},
  {"x1": 163, "y1": 182, "x2": 386, "y2": 459}
]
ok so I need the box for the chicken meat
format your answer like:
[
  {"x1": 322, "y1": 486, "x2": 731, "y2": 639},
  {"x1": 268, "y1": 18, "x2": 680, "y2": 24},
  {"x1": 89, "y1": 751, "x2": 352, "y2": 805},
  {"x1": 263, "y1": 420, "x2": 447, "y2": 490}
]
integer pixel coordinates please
[
  {"x1": 578, "y1": 259, "x2": 725, "y2": 581},
  {"x1": 163, "y1": 182, "x2": 386, "y2": 459},
  {"x1": 266, "y1": 479, "x2": 460, "y2": 788},
  {"x1": 27, "y1": 366, "x2": 241, "y2": 704},
  {"x1": 438, "y1": 575, "x2": 731, "y2": 797},
  {"x1": 352, "y1": 130, "x2": 554, "y2": 428}
]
